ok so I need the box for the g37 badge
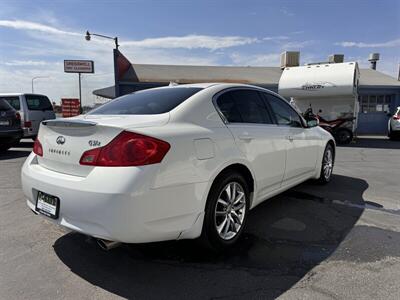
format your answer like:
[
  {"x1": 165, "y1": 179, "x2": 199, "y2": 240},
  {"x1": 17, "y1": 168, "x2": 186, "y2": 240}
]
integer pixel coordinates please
[{"x1": 88, "y1": 140, "x2": 101, "y2": 147}]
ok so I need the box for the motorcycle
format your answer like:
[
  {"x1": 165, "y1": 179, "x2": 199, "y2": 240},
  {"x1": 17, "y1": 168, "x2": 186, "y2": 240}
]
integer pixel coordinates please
[{"x1": 303, "y1": 107, "x2": 355, "y2": 144}]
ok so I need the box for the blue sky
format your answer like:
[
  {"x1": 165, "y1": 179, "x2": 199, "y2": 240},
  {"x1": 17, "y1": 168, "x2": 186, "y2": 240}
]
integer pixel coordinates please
[{"x1": 0, "y1": 0, "x2": 399, "y2": 105}]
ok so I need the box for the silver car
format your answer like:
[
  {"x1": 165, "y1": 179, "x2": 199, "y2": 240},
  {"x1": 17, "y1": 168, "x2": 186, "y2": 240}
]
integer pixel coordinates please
[{"x1": 0, "y1": 93, "x2": 56, "y2": 140}]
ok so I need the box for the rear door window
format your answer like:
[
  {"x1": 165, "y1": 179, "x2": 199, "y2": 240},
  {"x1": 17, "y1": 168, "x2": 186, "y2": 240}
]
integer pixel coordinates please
[
  {"x1": 89, "y1": 87, "x2": 203, "y2": 115},
  {"x1": 25, "y1": 95, "x2": 53, "y2": 111},
  {"x1": 216, "y1": 89, "x2": 274, "y2": 124},
  {"x1": 0, "y1": 96, "x2": 20, "y2": 110}
]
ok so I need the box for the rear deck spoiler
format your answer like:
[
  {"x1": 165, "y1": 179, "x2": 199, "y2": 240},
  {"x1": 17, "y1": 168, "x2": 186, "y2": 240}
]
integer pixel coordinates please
[{"x1": 42, "y1": 119, "x2": 97, "y2": 128}]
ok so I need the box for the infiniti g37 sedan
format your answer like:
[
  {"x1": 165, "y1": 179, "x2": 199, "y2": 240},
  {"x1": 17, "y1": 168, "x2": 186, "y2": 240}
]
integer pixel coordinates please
[{"x1": 22, "y1": 83, "x2": 335, "y2": 250}]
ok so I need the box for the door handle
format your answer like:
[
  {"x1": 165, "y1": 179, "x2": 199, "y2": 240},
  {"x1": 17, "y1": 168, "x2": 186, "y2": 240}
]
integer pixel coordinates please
[
  {"x1": 286, "y1": 135, "x2": 294, "y2": 142},
  {"x1": 238, "y1": 134, "x2": 254, "y2": 141}
]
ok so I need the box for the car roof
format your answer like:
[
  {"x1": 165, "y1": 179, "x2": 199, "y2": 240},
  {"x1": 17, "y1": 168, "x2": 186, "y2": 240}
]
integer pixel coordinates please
[
  {"x1": 0, "y1": 93, "x2": 48, "y2": 97},
  {"x1": 161, "y1": 82, "x2": 266, "y2": 90}
]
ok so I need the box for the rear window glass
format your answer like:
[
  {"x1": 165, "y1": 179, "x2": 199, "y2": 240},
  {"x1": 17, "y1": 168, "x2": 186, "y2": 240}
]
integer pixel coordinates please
[
  {"x1": 0, "y1": 99, "x2": 13, "y2": 111},
  {"x1": 25, "y1": 95, "x2": 53, "y2": 111},
  {"x1": 0, "y1": 96, "x2": 20, "y2": 110},
  {"x1": 89, "y1": 87, "x2": 203, "y2": 115}
]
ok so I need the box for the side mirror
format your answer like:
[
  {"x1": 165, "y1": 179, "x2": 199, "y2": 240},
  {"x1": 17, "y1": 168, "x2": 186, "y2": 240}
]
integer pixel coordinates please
[{"x1": 307, "y1": 117, "x2": 319, "y2": 128}]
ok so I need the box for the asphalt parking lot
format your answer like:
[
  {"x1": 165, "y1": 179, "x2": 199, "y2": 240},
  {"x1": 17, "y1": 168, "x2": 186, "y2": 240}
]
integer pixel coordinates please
[{"x1": 1, "y1": 136, "x2": 400, "y2": 300}]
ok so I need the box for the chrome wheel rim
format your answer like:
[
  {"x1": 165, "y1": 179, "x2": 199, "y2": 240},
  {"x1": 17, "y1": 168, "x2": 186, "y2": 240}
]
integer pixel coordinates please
[
  {"x1": 215, "y1": 182, "x2": 246, "y2": 240},
  {"x1": 323, "y1": 148, "x2": 333, "y2": 180}
]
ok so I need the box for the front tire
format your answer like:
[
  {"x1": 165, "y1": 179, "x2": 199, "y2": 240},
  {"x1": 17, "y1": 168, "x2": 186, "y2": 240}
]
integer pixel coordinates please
[
  {"x1": 317, "y1": 144, "x2": 334, "y2": 184},
  {"x1": 201, "y1": 171, "x2": 250, "y2": 251}
]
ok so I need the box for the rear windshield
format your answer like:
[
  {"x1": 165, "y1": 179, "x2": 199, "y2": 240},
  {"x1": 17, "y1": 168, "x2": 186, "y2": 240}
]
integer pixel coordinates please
[
  {"x1": 0, "y1": 99, "x2": 13, "y2": 111},
  {"x1": 0, "y1": 96, "x2": 20, "y2": 110},
  {"x1": 25, "y1": 95, "x2": 53, "y2": 111},
  {"x1": 89, "y1": 87, "x2": 203, "y2": 115}
]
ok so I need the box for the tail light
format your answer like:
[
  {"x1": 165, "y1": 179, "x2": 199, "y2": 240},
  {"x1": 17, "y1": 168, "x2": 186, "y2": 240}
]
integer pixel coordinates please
[
  {"x1": 24, "y1": 121, "x2": 32, "y2": 128},
  {"x1": 33, "y1": 138, "x2": 43, "y2": 157},
  {"x1": 15, "y1": 112, "x2": 21, "y2": 121},
  {"x1": 393, "y1": 116, "x2": 400, "y2": 120},
  {"x1": 80, "y1": 131, "x2": 170, "y2": 167}
]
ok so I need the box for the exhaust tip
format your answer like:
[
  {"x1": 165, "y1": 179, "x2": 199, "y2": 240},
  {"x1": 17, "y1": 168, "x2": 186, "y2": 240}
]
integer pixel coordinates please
[{"x1": 96, "y1": 239, "x2": 121, "y2": 251}]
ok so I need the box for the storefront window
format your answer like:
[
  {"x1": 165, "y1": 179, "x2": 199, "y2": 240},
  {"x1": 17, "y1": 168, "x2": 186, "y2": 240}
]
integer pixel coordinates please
[{"x1": 359, "y1": 94, "x2": 392, "y2": 113}]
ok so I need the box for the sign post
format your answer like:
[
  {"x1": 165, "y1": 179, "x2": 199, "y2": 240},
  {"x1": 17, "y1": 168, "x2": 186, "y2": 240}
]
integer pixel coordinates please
[{"x1": 64, "y1": 60, "x2": 94, "y2": 113}]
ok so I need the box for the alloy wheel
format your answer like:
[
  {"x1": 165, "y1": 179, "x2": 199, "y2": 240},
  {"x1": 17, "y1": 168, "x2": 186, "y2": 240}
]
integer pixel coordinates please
[
  {"x1": 214, "y1": 182, "x2": 246, "y2": 240},
  {"x1": 323, "y1": 148, "x2": 333, "y2": 180}
]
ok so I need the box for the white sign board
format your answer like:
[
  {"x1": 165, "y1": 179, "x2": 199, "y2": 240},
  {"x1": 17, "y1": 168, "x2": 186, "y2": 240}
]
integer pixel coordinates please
[{"x1": 64, "y1": 60, "x2": 94, "y2": 73}]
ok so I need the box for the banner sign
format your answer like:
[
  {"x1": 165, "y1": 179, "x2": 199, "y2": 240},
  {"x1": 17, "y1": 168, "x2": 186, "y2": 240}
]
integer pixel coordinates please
[
  {"x1": 61, "y1": 98, "x2": 80, "y2": 117},
  {"x1": 64, "y1": 60, "x2": 94, "y2": 73}
]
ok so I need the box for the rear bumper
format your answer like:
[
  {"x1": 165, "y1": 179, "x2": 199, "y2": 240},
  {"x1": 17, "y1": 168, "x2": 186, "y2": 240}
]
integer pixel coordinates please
[
  {"x1": 21, "y1": 153, "x2": 207, "y2": 243},
  {"x1": 22, "y1": 127, "x2": 36, "y2": 138}
]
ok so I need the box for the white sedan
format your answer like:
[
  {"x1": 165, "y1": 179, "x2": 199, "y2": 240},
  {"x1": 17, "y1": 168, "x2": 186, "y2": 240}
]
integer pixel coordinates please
[
  {"x1": 21, "y1": 83, "x2": 335, "y2": 250},
  {"x1": 388, "y1": 106, "x2": 400, "y2": 140}
]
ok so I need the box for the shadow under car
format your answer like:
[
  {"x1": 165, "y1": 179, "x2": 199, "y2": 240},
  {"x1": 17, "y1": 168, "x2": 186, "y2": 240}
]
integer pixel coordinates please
[{"x1": 53, "y1": 174, "x2": 367, "y2": 299}]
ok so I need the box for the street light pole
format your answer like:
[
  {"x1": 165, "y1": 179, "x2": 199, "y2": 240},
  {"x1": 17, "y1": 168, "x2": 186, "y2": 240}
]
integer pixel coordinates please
[
  {"x1": 85, "y1": 31, "x2": 119, "y2": 50},
  {"x1": 85, "y1": 30, "x2": 120, "y2": 97},
  {"x1": 31, "y1": 76, "x2": 49, "y2": 93}
]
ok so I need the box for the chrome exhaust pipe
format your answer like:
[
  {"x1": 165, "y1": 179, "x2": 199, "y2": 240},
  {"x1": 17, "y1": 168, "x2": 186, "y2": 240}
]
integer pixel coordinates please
[{"x1": 96, "y1": 239, "x2": 121, "y2": 251}]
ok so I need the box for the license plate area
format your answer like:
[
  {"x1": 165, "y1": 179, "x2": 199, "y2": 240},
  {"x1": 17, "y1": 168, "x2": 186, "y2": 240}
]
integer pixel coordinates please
[{"x1": 36, "y1": 191, "x2": 59, "y2": 219}]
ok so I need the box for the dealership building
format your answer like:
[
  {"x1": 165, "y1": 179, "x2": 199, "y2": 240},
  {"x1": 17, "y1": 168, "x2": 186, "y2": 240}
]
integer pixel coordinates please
[{"x1": 94, "y1": 51, "x2": 400, "y2": 135}]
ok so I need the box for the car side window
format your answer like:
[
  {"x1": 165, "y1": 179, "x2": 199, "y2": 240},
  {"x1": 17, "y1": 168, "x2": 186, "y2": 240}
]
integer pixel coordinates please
[
  {"x1": 265, "y1": 94, "x2": 303, "y2": 127},
  {"x1": 216, "y1": 89, "x2": 273, "y2": 124},
  {"x1": 1, "y1": 96, "x2": 20, "y2": 110},
  {"x1": 25, "y1": 95, "x2": 53, "y2": 111}
]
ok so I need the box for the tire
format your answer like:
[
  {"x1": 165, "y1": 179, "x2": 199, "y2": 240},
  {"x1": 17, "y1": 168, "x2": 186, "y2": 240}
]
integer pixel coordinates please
[
  {"x1": 201, "y1": 171, "x2": 250, "y2": 251},
  {"x1": 388, "y1": 127, "x2": 397, "y2": 140},
  {"x1": 335, "y1": 128, "x2": 353, "y2": 144},
  {"x1": 0, "y1": 144, "x2": 12, "y2": 152},
  {"x1": 317, "y1": 144, "x2": 334, "y2": 184}
]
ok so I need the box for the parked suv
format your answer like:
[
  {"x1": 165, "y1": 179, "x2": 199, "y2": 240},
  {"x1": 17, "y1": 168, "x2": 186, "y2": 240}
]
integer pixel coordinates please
[
  {"x1": 0, "y1": 99, "x2": 23, "y2": 152},
  {"x1": 388, "y1": 106, "x2": 400, "y2": 140},
  {"x1": 0, "y1": 93, "x2": 56, "y2": 140}
]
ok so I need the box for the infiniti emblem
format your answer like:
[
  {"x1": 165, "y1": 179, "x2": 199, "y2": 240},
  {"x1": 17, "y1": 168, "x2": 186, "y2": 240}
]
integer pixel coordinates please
[{"x1": 56, "y1": 136, "x2": 66, "y2": 145}]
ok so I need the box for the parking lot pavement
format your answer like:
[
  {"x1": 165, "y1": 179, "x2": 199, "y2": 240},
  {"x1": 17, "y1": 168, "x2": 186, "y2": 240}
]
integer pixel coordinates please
[{"x1": 0, "y1": 137, "x2": 399, "y2": 300}]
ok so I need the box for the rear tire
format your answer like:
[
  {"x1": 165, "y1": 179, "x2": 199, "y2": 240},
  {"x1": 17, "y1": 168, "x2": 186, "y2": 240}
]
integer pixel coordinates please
[
  {"x1": 335, "y1": 128, "x2": 353, "y2": 144},
  {"x1": 317, "y1": 144, "x2": 334, "y2": 184},
  {"x1": 0, "y1": 144, "x2": 12, "y2": 152},
  {"x1": 200, "y1": 171, "x2": 250, "y2": 251}
]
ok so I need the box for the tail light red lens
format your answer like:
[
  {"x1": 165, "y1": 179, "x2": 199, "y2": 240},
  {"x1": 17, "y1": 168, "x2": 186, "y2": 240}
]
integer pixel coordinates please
[
  {"x1": 15, "y1": 112, "x2": 21, "y2": 120},
  {"x1": 393, "y1": 116, "x2": 400, "y2": 120},
  {"x1": 24, "y1": 121, "x2": 32, "y2": 128},
  {"x1": 80, "y1": 131, "x2": 170, "y2": 167},
  {"x1": 33, "y1": 138, "x2": 43, "y2": 157}
]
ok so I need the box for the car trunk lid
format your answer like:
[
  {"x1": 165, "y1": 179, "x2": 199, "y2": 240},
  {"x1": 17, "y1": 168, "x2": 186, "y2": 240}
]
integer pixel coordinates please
[{"x1": 36, "y1": 114, "x2": 169, "y2": 176}]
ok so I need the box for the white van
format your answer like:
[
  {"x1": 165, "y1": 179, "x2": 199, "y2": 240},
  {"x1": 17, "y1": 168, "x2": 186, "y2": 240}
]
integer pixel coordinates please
[{"x1": 0, "y1": 93, "x2": 56, "y2": 140}]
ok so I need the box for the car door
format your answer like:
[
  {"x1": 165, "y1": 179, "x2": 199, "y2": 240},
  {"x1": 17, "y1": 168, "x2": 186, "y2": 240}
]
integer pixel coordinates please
[
  {"x1": 40, "y1": 96, "x2": 56, "y2": 121},
  {"x1": 215, "y1": 88, "x2": 287, "y2": 202},
  {"x1": 263, "y1": 93, "x2": 319, "y2": 185},
  {"x1": 24, "y1": 95, "x2": 54, "y2": 136}
]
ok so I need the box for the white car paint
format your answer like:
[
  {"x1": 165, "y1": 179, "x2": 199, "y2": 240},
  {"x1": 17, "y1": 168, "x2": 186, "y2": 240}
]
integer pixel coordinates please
[
  {"x1": 21, "y1": 83, "x2": 335, "y2": 244},
  {"x1": 388, "y1": 106, "x2": 400, "y2": 134}
]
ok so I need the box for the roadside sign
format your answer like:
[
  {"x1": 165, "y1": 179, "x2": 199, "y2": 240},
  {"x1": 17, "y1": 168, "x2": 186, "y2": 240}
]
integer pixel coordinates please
[
  {"x1": 61, "y1": 98, "x2": 80, "y2": 117},
  {"x1": 64, "y1": 60, "x2": 94, "y2": 73}
]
